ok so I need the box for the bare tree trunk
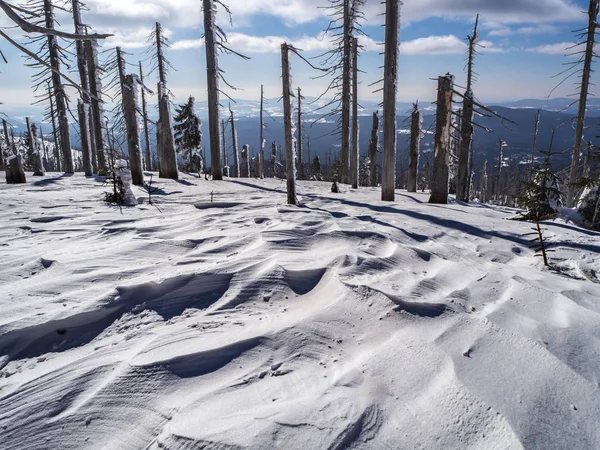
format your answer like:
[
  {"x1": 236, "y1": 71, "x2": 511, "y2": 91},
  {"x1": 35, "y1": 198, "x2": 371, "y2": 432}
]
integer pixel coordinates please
[
  {"x1": 429, "y1": 75, "x2": 454, "y2": 204},
  {"x1": 229, "y1": 104, "x2": 239, "y2": 177},
  {"x1": 341, "y1": 0, "x2": 351, "y2": 185},
  {"x1": 139, "y1": 61, "x2": 152, "y2": 171},
  {"x1": 86, "y1": 39, "x2": 106, "y2": 174},
  {"x1": 0, "y1": 118, "x2": 7, "y2": 169},
  {"x1": 307, "y1": 136, "x2": 311, "y2": 167},
  {"x1": 381, "y1": 0, "x2": 399, "y2": 201},
  {"x1": 369, "y1": 111, "x2": 379, "y2": 187},
  {"x1": 241, "y1": 144, "x2": 249, "y2": 177},
  {"x1": 47, "y1": 84, "x2": 61, "y2": 171},
  {"x1": 271, "y1": 141, "x2": 276, "y2": 178},
  {"x1": 407, "y1": 103, "x2": 421, "y2": 192},
  {"x1": 529, "y1": 109, "x2": 540, "y2": 178},
  {"x1": 568, "y1": 0, "x2": 599, "y2": 206},
  {"x1": 73, "y1": 0, "x2": 95, "y2": 174},
  {"x1": 281, "y1": 43, "x2": 296, "y2": 205},
  {"x1": 45, "y1": 0, "x2": 72, "y2": 173},
  {"x1": 297, "y1": 86, "x2": 303, "y2": 180},
  {"x1": 123, "y1": 74, "x2": 144, "y2": 186},
  {"x1": 221, "y1": 118, "x2": 228, "y2": 176},
  {"x1": 26, "y1": 117, "x2": 42, "y2": 176},
  {"x1": 76, "y1": 101, "x2": 92, "y2": 176},
  {"x1": 495, "y1": 138, "x2": 504, "y2": 201},
  {"x1": 259, "y1": 84, "x2": 264, "y2": 179},
  {"x1": 202, "y1": 0, "x2": 222, "y2": 180},
  {"x1": 351, "y1": 36, "x2": 359, "y2": 189},
  {"x1": 6, "y1": 155, "x2": 26, "y2": 184}
]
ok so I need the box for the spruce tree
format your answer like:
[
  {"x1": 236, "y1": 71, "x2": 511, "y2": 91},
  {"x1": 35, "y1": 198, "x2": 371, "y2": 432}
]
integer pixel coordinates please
[{"x1": 173, "y1": 96, "x2": 202, "y2": 172}]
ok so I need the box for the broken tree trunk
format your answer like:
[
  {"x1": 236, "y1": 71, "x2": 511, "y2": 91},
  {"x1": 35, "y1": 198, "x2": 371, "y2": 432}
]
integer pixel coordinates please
[
  {"x1": 122, "y1": 74, "x2": 144, "y2": 186},
  {"x1": 281, "y1": 43, "x2": 296, "y2": 205},
  {"x1": 351, "y1": 36, "x2": 359, "y2": 189},
  {"x1": 381, "y1": 0, "x2": 400, "y2": 201},
  {"x1": 86, "y1": 39, "x2": 106, "y2": 174},
  {"x1": 27, "y1": 117, "x2": 45, "y2": 176},
  {"x1": 583, "y1": 141, "x2": 592, "y2": 178},
  {"x1": 6, "y1": 155, "x2": 26, "y2": 184},
  {"x1": 76, "y1": 100, "x2": 92, "y2": 176},
  {"x1": 568, "y1": 0, "x2": 599, "y2": 206},
  {"x1": 139, "y1": 62, "x2": 152, "y2": 171},
  {"x1": 429, "y1": 75, "x2": 454, "y2": 204},
  {"x1": 241, "y1": 144, "x2": 250, "y2": 178},
  {"x1": 229, "y1": 104, "x2": 239, "y2": 177},
  {"x1": 156, "y1": 83, "x2": 178, "y2": 179},
  {"x1": 408, "y1": 103, "x2": 421, "y2": 192},
  {"x1": 202, "y1": 0, "x2": 222, "y2": 180},
  {"x1": 1, "y1": 118, "x2": 8, "y2": 169},
  {"x1": 369, "y1": 111, "x2": 379, "y2": 187},
  {"x1": 45, "y1": 0, "x2": 73, "y2": 173}
]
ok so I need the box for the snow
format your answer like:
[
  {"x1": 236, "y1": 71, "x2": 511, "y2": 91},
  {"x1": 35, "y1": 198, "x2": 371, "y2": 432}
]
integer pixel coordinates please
[{"x1": 1, "y1": 172, "x2": 600, "y2": 449}]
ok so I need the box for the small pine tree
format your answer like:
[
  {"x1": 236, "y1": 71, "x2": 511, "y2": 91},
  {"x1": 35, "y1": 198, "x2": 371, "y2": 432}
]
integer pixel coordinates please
[
  {"x1": 519, "y1": 137, "x2": 563, "y2": 220},
  {"x1": 310, "y1": 156, "x2": 324, "y2": 181},
  {"x1": 174, "y1": 96, "x2": 202, "y2": 172}
]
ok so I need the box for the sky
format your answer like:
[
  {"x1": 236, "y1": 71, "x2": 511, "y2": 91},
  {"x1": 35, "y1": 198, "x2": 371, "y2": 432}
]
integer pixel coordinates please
[{"x1": 0, "y1": 0, "x2": 595, "y2": 112}]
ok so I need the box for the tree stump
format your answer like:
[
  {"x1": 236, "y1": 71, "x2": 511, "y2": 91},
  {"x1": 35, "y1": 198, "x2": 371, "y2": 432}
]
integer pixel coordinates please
[{"x1": 6, "y1": 155, "x2": 26, "y2": 184}]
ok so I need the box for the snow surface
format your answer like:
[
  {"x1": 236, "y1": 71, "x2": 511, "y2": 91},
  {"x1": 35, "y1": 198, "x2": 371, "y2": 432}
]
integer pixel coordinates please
[{"x1": 1, "y1": 172, "x2": 600, "y2": 449}]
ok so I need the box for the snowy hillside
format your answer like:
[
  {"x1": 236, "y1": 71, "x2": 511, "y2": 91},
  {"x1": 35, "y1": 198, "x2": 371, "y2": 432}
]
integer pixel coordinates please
[{"x1": 1, "y1": 173, "x2": 600, "y2": 449}]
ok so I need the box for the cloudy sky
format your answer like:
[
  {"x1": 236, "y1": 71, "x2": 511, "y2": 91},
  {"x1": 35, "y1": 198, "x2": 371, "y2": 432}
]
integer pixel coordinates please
[{"x1": 0, "y1": 0, "x2": 594, "y2": 110}]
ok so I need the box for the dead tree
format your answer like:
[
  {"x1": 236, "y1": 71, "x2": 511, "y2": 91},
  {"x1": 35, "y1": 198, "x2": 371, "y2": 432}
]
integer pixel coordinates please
[
  {"x1": 297, "y1": 87, "x2": 304, "y2": 180},
  {"x1": 429, "y1": 75, "x2": 454, "y2": 204},
  {"x1": 221, "y1": 118, "x2": 228, "y2": 176},
  {"x1": 583, "y1": 140, "x2": 592, "y2": 178},
  {"x1": 271, "y1": 141, "x2": 277, "y2": 178},
  {"x1": 494, "y1": 138, "x2": 505, "y2": 201},
  {"x1": 150, "y1": 22, "x2": 178, "y2": 179},
  {"x1": 47, "y1": 82, "x2": 60, "y2": 171},
  {"x1": 369, "y1": 111, "x2": 379, "y2": 187},
  {"x1": 86, "y1": 39, "x2": 107, "y2": 174},
  {"x1": 407, "y1": 102, "x2": 421, "y2": 192},
  {"x1": 281, "y1": 43, "x2": 296, "y2": 204},
  {"x1": 229, "y1": 104, "x2": 239, "y2": 177},
  {"x1": 381, "y1": 0, "x2": 400, "y2": 201},
  {"x1": 201, "y1": 0, "x2": 250, "y2": 180},
  {"x1": 568, "y1": 0, "x2": 599, "y2": 206},
  {"x1": 6, "y1": 155, "x2": 26, "y2": 184},
  {"x1": 259, "y1": 84, "x2": 265, "y2": 178},
  {"x1": 139, "y1": 62, "x2": 153, "y2": 171},
  {"x1": 122, "y1": 74, "x2": 144, "y2": 186},
  {"x1": 351, "y1": 36, "x2": 359, "y2": 189},
  {"x1": 241, "y1": 144, "x2": 250, "y2": 177},
  {"x1": 72, "y1": 0, "x2": 96, "y2": 174},
  {"x1": 456, "y1": 15, "x2": 479, "y2": 202},
  {"x1": 529, "y1": 109, "x2": 541, "y2": 177},
  {"x1": 26, "y1": 117, "x2": 45, "y2": 176}
]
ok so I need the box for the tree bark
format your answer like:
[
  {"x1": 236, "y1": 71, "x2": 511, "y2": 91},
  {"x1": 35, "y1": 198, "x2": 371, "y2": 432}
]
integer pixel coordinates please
[
  {"x1": 369, "y1": 111, "x2": 379, "y2": 187},
  {"x1": 76, "y1": 100, "x2": 92, "y2": 176},
  {"x1": 259, "y1": 84, "x2": 265, "y2": 179},
  {"x1": 457, "y1": 95, "x2": 473, "y2": 201},
  {"x1": 241, "y1": 144, "x2": 250, "y2": 178},
  {"x1": 408, "y1": 103, "x2": 421, "y2": 192},
  {"x1": 583, "y1": 141, "x2": 592, "y2": 179},
  {"x1": 568, "y1": 0, "x2": 599, "y2": 206},
  {"x1": 202, "y1": 0, "x2": 222, "y2": 180},
  {"x1": 47, "y1": 84, "x2": 60, "y2": 171},
  {"x1": 529, "y1": 109, "x2": 540, "y2": 179},
  {"x1": 297, "y1": 87, "x2": 303, "y2": 180},
  {"x1": 351, "y1": 36, "x2": 359, "y2": 189},
  {"x1": 27, "y1": 117, "x2": 45, "y2": 176},
  {"x1": 381, "y1": 0, "x2": 399, "y2": 201},
  {"x1": 340, "y1": 0, "x2": 351, "y2": 185},
  {"x1": 45, "y1": 0, "x2": 72, "y2": 173},
  {"x1": 495, "y1": 139, "x2": 504, "y2": 201},
  {"x1": 6, "y1": 155, "x2": 26, "y2": 184},
  {"x1": 123, "y1": 74, "x2": 144, "y2": 186},
  {"x1": 281, "y1": 43, "x2": 296, "y2": 205},
  {"x1": 157, "y1": 83, "x2": 178, "y2": 179},
  {"x1": 1, "y1": 118, "x2": 8, "y2": 169},
  {"x1": 221, "y1": 118, "x2": 228, "y2": 176},
  {"x1": 429, "y1": 75, "x2": 453, "y2": 204},
  {"x1": 86, "y1": 39, "x2": 106, "y2": 173},
  {"x1": 139, "y1": 61, "x2": 152, "y2": 171}
]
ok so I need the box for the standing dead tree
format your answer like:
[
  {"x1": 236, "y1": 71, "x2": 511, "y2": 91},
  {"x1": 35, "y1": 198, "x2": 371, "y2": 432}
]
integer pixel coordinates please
[
  {"x1": 368, "y1": 111, "x2": 379, "y2": 187},
  {"x1": 282, "y1": 43, "x2": 296, "y2": 204},
  {"x1": 259, "y1": 84, "x2": 265, "y2": 178},
  {"x1": 381, "y1": 0, "x2": 400, "y2": 201},
  {"x1": 407, "y1": 102, "x2": 421, "y2": 192},
  {"x1": 229, "y1": 103, "x2": 239, "y2": 177},
  {"x1": 429, "y1": 74, "x2": 454, "y2": 204},
  {"x1": 122, "y1": 74, "x2": 144, "y2": 186},
  {"x1": 530, "y1": 109, "x2": 541, "y2": 179},
  {"x1": 297, "y1": 86, "x2": 304, "y2": 180},
  {"x1": 139, "y1": 61, "x2": 153, "y2": 171},
  {"x1": 456, "y1": 15, "x2": 479, "y2": 202},
  {"x1": 221, "y1": 118, "x2": 228, "y2": 176},
  {"x1": 350, "y1": 36, "x2": 359, "y2": 189},
  {"x1": 85, "y1": 38, "x2": 107, "y2": 174},
  {"x1": 201, "y1": 0, "x2": 249, "y2": 180},
  {"x1": 148, "y1": 22, "x2": 178, "y2": 179}
]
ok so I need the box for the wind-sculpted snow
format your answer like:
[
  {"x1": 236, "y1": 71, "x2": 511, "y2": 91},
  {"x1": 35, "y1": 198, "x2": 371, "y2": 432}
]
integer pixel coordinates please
[{"x1": 1, "y1": 173, "x2": 600, "y2": 449}]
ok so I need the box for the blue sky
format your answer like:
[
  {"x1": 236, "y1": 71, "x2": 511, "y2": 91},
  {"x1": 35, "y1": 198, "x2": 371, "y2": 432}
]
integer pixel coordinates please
[{"x1": 0, "y1": 0, "x2": 595, "y2": 110}]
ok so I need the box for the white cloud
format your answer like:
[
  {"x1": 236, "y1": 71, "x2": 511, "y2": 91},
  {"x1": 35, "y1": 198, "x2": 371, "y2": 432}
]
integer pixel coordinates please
[
  {"x1": 400, "y1": 35, "x2": 466, "y2": 55},
  {"x1": 527, "y1": 42, "x2": 572, "y2": 55},
  {"x1": 104, "y1": 27, "x2": 173, "y2": 49},
  {"x1": 487, "y1": 23, "x2": 559, "y2": 37}
]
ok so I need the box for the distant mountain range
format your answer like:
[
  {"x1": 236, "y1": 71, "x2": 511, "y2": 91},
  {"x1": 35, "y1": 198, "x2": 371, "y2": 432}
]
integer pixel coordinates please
[{"x1": 2, "y1": 97, "x2": 597, "y2": 173}]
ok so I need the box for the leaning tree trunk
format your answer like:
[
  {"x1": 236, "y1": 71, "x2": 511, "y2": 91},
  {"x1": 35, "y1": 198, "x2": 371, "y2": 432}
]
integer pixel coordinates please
[
  {"x1": 202, "y1": 0, "x2": 222, "y2": 180},
  {"x1": 407, "y1": 103, "x2": 421, "y2": 192},
  {"x1": 568, "y1": 0, "x2": 599, "y2": 206},
  {"x1": 122, "y1": 74, "x2": 144, "y2": 186},
  {"x1": 73, "y1": 0, "x2": 96, "y2": 174},
  {"x1": 351, "y1": 36, "x2": 359, "y2": 189},
  {"x1": 139, "y1": 62, "x2": 152, "y2": 171},
  {"x1": 259, "y1": 84, "x2": 265, "y2": 179},
  {"x1": 44, "y1": 0, "x2": 72, "y2": 173},
  {"x1": 281, "y1": 43, "x2": 296, "y2": 205},
  {"x1": 381, "y1": 0, "x2": 400, "y2": 201},
  {"x1": 230, "y1": 105, "x2": 239, "y2": 177},
  {"x1": 429, "y1": 75, "x2": 454, "y2": 204},
  {"x1": 76, "y1": 100, "x2": 92, "y2": 176},
  {"x1": 86, "y1": 39, "x2": 106, "y2": 174},
  {"x1": 241, "y1": 144, "x2": 250, "y2": 178}
]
